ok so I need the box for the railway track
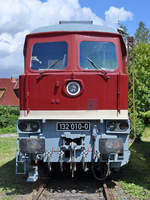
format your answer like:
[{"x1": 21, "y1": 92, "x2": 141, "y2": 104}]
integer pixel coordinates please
[
  {"x1": 32, "y1": 181, "x2": 115, "y2": 200},
  {"x1": 31, "y1": 165, "x2": 116, "y2": 200}
]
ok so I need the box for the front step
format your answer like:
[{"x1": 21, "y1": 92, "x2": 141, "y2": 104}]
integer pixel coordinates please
[{"x1": 27, "y1": 166, "x2": 38, "y2": 182}]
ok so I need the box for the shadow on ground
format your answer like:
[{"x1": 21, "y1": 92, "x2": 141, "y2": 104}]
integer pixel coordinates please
[
  {"x1": 112, "y1": 140, "x2": 150, "y2": 191},
  {"x1": 0, "y1": 140, "x2": 150, "y2": 197},
  {"x1": 0, "y1": 159, "x2": 116, "y2": 197},
  {"x1": 0, "y1": 158, "x2": 36, "y2": 196}
]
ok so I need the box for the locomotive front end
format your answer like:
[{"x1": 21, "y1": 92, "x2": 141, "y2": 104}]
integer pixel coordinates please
[{"x1": 16, "y1": 21, "x2": 130, "y2": 182}]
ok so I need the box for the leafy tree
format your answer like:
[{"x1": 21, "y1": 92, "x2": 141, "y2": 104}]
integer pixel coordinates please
[
  {"x1": 134, "y1": 21, "x2": 150, "y2": 43},
  {"x1": 118, "y1": 22, "x2": 129, "y2": 42},
  {"x1": 128, "y1": 42, "x2": 150, "y2": 139}
]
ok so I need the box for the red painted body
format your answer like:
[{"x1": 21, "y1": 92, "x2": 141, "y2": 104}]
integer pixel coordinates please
[{"x1": 20, "y1": 31, "x2": 128, "y2": 111}]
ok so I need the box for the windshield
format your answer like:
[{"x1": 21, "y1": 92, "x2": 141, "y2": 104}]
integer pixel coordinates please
[
  {"x1": 30, "y1": 41, "x2": 68, "y2": 70},
  {"x1": 80, "y1": 41, "x2": 117, "y2": 70}
]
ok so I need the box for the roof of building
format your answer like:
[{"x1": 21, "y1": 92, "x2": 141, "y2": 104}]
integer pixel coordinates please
[
  {"x1": 31, "y1": 21, "x2": 118, "y2": 34},
  {"x1": 0, "y1": 78, "x2": 19, "y2": 106}
]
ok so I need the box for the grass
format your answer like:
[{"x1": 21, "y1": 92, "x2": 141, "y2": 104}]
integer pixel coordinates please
[
  {"x1": 119, "y1": 126, "x2": 150, "y2": 200},
  {"x1": 1, "y1": 128, "x2": 150, "y2": 199},
  {"x1": 0, "y1": 137, "x2": 35, "y2": 200},
  {"x1": 142, "y1": 126, "x2": 150, "y2": 141}
]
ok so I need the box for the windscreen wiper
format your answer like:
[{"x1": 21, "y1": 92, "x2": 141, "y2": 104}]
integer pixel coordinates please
[
  {"x1": 86, "y1": 57, "x2": 107, "y2": 74},
  {"x1": 86, "y1": 57, "x2": 109, "y2": 80},
  {"x1": 36, "y1": 58, "x2": 62, "y2": 80},
  {"x1": 48, "y1": 58, "x2": 62, "y2": 69}
]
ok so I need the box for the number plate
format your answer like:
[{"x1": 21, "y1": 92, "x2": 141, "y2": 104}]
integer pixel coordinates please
[{"x1": 56, "y1": 122, "x2": 90, "y2": 131}]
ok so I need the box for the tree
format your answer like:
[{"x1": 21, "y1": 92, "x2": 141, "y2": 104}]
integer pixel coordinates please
[
  {"x1": 128, "y1": 42, "x2": 150, "y2": 139},
  {"x1": 134, "y1": 21, "x2": 150, "y2": 43},
  {"x1": 117, "y1": 22, "x2": 129, "y2": 42}
]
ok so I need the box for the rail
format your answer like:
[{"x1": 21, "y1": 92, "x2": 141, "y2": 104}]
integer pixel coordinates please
[
  {"x1": 32, "y1": 181, "x2": 48, "y2": 200},
  {"x1": 103, "y1": 183, "x2": 115, "y2": 200}
]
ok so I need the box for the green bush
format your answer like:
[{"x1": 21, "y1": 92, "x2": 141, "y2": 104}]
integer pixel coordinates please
[{"x1": 0, "y1": 106, "x2": 19, "y2": 133}]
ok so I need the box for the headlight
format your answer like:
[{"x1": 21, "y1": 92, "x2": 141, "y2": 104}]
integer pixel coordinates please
[
  {"x1": 66, "y1": 81, "x2": 80, "y2": 96},
  {"x1": 18, "y1": 120, "x2": 40, "y2": 132},
  {"x1": 106, "y1": 120, "x2": 129, "y2": 132},
  {"x1": 119, "y1": 121, "x2": 129, "y2": 131},
  {"x1": 18, "y1": 121, "x2": 28, "y2": 132},
  {"x1": 30, "y1": 121, "x2": 40, "y2": 132},
  {"x1": 107, "y1": 121, "x2": 117, "y2": 131}
]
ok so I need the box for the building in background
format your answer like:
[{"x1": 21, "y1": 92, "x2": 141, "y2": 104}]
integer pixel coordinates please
[{"x1": 0, "y1": 77, "x2": 19, "y2": 106}]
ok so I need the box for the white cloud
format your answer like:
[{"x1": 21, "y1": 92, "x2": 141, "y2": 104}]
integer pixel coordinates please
[
  {"x1": 105, "y1": 6, "x2": 133, "y2": 27},
  {"x1": 0, "y1": 30, "x2": 29, "y2": 77},
  {"x1": 0, "y1": 1, "x2": 133, "y2": 77},
  {"x1": 0, "y1": 0, "x2": 103, "y2": 35},
  {"x1": 0, "y1": 31, "x2": 28, "y2": 57}
]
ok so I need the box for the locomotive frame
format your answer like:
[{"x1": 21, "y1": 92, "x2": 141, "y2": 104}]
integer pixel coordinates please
[{"x1": 16, "y1": 21, "x2": 130, "y2": 182}]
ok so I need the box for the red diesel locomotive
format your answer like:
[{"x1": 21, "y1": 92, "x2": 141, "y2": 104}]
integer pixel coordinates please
[{"x1": 16, "y1": 21, "x2": 130, "y2": 182}]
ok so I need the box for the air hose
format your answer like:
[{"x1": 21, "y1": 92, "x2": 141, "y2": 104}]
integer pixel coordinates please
[{"x1": 91, "y1": 162, "x2": 110, "y2": 181}]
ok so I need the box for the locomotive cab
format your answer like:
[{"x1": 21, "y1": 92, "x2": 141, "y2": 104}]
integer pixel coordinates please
[{"x1": 16, "y1": 21, "x2": 130, "y2": 182}]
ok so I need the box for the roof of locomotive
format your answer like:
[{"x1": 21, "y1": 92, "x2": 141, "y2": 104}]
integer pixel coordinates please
[
  {"x1": 31, "y1": 21, "x2": 118, "y2": 34},
  {"x1": 25, "y1": 21, "x2": 126, "y2": 56}
]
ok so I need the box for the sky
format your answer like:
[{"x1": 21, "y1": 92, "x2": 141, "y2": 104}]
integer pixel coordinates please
[{"x1": 0, "y1": 0, "x2": 150, "y2": 78}]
